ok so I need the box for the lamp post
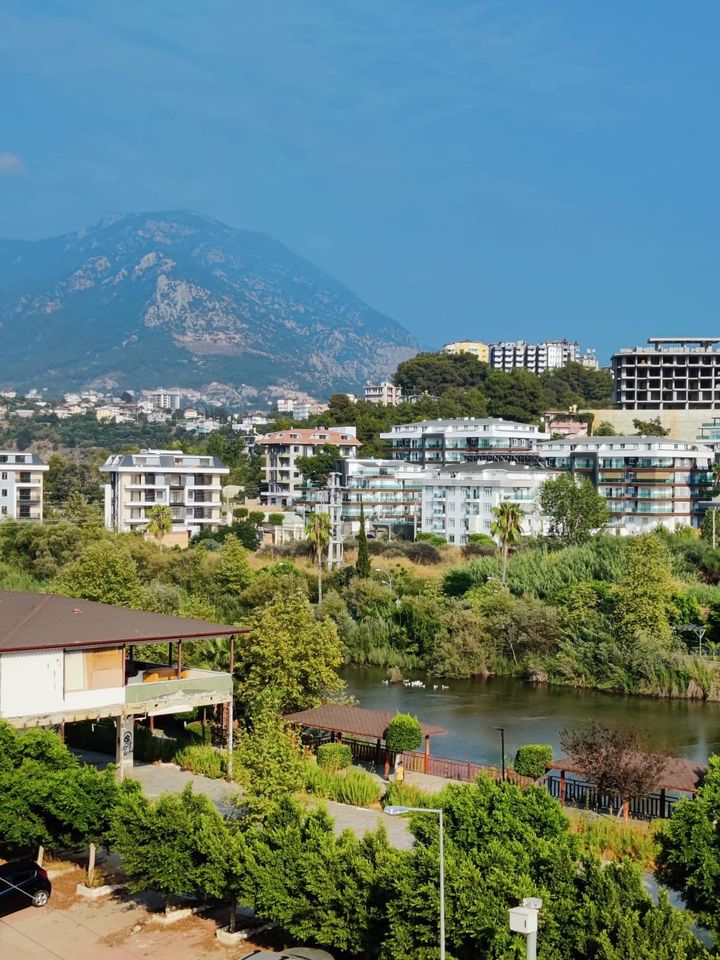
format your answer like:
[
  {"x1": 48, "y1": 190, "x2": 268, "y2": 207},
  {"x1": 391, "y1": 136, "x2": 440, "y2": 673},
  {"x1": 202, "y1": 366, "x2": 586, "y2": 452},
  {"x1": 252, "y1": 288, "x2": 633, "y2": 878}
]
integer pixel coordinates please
[
  {"x1": 385, "y1": 806, "x2": 445, "y2": 960},
  {"x1": 495, "y1": 726, "x2": 506, "y2": 780},
  {"x1": 509, "y1": 897, "x2": 542, "y2": 960}
]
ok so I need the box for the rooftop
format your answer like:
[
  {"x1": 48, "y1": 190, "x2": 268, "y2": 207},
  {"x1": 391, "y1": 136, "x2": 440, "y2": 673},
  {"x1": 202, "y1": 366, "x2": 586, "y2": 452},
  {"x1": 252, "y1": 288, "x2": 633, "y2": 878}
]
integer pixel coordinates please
[
  {"x1": 100, "y1": 449, "x2": 228, "y2": 471},
  {"x1": 0, "y1": 591, "x2": 243, "y2": 653},
  {"x1": 257, "y1": 428, "x2": 360, "y2": 446},
  {"x1": 382, "y1": 418, "x2": 547, "y2": 434},
  {"x1": 548, "y1": 755, "x2": 707, "y2": 794},
  {"x1": 284, "y1": 703, "x2": 445, "y2": 740}
]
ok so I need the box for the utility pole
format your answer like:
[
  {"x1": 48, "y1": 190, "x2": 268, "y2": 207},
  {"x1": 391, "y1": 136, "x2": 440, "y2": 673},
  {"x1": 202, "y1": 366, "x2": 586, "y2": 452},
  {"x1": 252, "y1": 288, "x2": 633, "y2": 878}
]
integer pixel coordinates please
[{"x1": 495, "y1": 726, "x2": 506, "y2": 780}]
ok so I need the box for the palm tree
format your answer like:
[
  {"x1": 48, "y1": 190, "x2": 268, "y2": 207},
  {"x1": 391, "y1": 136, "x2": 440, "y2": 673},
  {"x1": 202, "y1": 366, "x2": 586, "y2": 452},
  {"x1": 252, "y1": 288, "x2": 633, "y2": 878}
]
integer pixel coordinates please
[
  {"x1": 306, "y1": 512, "x2": 331, "y2": 604},
  {"x1": 146, "y1": 504, "x2": 173, "y2": 551},
  {"x1": 490, "y1": 501, "x2": 524, "y2": 585}
]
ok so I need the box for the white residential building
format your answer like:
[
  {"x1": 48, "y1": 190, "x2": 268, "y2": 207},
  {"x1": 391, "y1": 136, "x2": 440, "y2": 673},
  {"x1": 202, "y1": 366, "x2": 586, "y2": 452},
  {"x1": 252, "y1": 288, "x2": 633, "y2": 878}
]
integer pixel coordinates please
[
  {"x1": 363, "y1": 382, "x2": 403, "y2": 406},
  {"x1": 145, "y1": 389, "x2": 182, "y2": 411},
  {"x1": 0, "y1": 451, "x2": 48, "y2": 521},
  {"x1": 540, "y1": 436, "x2": 715, "y2": 533},
  {"x1": 100, "y1": 449, "x2": 229, "y2": 537},
  {"x1": 489, "y1": 339, "x2": 585, "y2": 374},
  {"x1": 381, "y1": 418, "x2": 550, "y2": 466},
  {"x1": 257, "y1": 427, "x2": 361, "y2": 507},
  {"x1": 420, "y1": 464, "x2": 557, "y2": 545}
]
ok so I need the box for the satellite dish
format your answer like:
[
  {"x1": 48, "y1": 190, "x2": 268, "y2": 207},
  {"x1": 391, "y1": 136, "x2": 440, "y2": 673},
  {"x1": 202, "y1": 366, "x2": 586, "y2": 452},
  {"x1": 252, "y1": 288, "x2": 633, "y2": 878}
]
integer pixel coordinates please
[{"x1": 222, "y1": 484, "x2": 243, "y2": 500}]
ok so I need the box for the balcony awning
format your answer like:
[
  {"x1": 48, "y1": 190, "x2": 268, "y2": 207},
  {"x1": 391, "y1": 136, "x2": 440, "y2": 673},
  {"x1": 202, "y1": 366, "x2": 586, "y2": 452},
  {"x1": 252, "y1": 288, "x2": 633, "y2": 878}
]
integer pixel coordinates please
[{"x1": 0, "y1": 590, "x2": 245, "y2": 653}]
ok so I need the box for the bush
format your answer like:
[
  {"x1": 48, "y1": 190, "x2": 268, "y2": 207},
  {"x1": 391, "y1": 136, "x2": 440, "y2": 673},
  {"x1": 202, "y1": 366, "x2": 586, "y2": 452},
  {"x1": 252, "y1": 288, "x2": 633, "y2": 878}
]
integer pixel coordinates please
[
  {"x1": 416, "y1": 532, "x2": 446, "y2": 546},
  {"x1": 317, "y1": 742, "x2": 352, "y2": 771},
  {"x1": 185, "y1": 720, "x2": 213, "y2": 745},
  {"x1": 513, "y1": 744, "x2": 553, "y2": 779},
  {"x1": 386, "y1": 714, "x2": 423, "y2": 753},
  {"x1": 337, "y1": 769, "x2": 381, "y2": 806},
  {"x1": 174, "y1": 744, "x2": 227, "y2": 778},
  {"x1": 405, "y1": 542, "x2": 442, "y2": 565},
  {"x1": 305, "y1": 762, "x2": 341, "y2": 799},
  {"x1": 384, "y1": 781, "x2": 434, "y2": 809}
]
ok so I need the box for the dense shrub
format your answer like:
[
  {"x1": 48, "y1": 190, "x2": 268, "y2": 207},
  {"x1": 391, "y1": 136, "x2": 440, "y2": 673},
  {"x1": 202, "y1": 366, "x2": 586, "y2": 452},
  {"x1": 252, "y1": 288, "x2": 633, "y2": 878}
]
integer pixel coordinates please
[
  {"x1": 416, "y1": 533, "x2": 446, "y2": 546},
  {"x1": 337, "y1": 769, "x2": 381, "y2": 806},
  {"x1": 174, "y1": 744, "x2": 226, "y2": 778},
  {"x1": 386, "y1": 714, "x2": 423, "y2": 753},
  {"x1": 383, "y1": 781, "x2": 433, "y2": 809},
  {"x1": 513, "y1": 744, "x2": 553, "y2": 779},
  {"x1": 317, "y1": 742, "x2": 352, "y2": 771},
  {"x1": 185, "y1": 720, "x2": 213, "y2": 745},
  {"x1": 405, "y1": 542, "x2": 442, "y2": 565}
]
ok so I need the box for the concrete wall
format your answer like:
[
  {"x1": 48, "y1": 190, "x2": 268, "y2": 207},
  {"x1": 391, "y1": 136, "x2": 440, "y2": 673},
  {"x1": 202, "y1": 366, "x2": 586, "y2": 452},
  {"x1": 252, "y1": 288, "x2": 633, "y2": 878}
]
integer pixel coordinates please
[
  {"x1": 583, "y1": 408, "x2": 718, "y2": 441},
  {"x1": 0, "y1": 650, "x2": 64, "y2": 717}
]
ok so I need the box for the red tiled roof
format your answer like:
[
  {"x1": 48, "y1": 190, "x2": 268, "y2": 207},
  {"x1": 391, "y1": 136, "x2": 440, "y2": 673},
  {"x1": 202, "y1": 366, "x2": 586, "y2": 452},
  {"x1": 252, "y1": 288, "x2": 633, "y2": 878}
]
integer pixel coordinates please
[
  {"x1": 257, "y1": 429, "x2": 360, "y2": 446},
  {"x1": 548, "y1": 755, "x2": 707, "y2": 794},
  {"x1": 284, "y1": 703, "x2": 445, "y2": 739}
]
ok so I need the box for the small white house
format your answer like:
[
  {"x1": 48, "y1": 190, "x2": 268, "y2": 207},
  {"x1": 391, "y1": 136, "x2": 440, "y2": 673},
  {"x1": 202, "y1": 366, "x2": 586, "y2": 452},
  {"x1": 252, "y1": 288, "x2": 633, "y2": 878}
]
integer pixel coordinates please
[{"x1": 0, "y1": 591, "x2": 240, "y2": 777}]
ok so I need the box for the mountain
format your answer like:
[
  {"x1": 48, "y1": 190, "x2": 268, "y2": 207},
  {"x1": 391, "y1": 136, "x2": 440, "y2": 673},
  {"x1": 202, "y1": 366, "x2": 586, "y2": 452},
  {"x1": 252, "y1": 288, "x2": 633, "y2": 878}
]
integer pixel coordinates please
[{"x1": 0, "y1": 211, "x2": 418, "y2": 400}]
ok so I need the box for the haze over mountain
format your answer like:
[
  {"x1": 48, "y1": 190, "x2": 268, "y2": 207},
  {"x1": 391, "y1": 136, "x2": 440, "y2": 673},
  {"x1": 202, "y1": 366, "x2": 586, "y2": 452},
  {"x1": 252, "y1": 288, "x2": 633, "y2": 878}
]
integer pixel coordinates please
[{"x1": 0, "y1": 211, "x2": 418, "y2": 401}]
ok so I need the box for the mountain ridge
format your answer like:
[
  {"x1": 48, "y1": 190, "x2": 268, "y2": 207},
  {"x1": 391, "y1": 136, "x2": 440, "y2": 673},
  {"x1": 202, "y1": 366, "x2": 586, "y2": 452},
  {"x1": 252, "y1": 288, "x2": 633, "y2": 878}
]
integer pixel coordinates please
[{"x1": 0, "y1": 210, "x2": 418, "y2": 400}]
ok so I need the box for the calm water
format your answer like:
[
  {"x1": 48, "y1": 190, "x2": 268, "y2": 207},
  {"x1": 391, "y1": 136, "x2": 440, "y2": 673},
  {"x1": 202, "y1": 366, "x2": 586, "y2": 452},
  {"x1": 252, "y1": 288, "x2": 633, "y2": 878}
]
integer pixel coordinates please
[{"x1": 343, "y1": 668, "x2": 720, "y2": 766}]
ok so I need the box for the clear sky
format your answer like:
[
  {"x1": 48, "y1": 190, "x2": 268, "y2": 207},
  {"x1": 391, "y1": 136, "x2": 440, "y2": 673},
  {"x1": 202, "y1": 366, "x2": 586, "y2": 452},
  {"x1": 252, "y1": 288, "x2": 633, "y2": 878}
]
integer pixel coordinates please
[{"x1": 1, "y1": 1, "x2": 719, "y2": 362}]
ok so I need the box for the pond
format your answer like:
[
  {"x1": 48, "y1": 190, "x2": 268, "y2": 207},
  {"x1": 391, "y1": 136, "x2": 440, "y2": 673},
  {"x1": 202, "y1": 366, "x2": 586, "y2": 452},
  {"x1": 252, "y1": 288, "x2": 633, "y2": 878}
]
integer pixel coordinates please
[{"x1": 343, "y1": 668, "x2": 720, "y2": 766}]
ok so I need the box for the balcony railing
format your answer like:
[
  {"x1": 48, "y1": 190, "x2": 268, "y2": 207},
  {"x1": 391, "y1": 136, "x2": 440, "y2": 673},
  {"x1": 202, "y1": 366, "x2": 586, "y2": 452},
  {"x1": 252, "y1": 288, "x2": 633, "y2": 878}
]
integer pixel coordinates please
[{"x1": 124, "y1": 661, "x2": 232, "y2": 705}]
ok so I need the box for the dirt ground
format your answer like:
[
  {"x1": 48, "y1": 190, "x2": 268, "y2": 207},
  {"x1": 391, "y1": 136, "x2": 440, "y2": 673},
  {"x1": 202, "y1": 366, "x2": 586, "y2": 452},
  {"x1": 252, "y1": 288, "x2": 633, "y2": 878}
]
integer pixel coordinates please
[{"x1": 0, "y1": 860, "x2": 280, "y2": 960}]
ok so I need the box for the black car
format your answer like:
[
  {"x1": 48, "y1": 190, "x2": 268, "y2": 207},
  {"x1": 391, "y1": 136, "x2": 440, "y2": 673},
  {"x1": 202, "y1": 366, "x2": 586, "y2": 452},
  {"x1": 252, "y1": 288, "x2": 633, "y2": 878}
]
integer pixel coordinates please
[{"x1": 0, "y1": 860, "x2": 52, "y2": 909}]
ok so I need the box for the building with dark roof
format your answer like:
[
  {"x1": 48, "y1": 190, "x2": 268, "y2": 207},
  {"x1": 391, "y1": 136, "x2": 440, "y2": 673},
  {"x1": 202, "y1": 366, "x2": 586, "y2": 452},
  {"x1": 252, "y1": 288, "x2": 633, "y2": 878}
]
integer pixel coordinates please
[
  {"x1": 0, "y1": 450, "x2": 48, "y2": 521},
  {"x1": 99, "y1": 449, "x2": 229, "y2": 538}
]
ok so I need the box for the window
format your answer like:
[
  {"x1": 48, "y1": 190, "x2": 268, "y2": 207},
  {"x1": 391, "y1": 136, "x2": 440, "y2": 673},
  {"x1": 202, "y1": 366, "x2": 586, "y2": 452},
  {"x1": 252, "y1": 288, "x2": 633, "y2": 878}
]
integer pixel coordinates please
[
  {"x1": 65, "y1": 648, "x2": 123, "y2": 692},
  {"x1": 1, "y1": 506, "x2": 6, "y2": 515},
  {"x1": 1, "y1": 472, "x2": 6, "y2": 480},
  {"x1": 1, "y1": 489, "x2": 6, "y2": 497}
]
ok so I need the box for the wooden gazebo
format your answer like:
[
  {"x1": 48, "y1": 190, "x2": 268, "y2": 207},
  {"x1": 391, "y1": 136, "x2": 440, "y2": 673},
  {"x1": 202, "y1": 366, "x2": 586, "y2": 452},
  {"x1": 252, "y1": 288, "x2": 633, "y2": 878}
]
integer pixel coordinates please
[{"x1": 285, "y1": 703, "x2": 445, "y2": 778}]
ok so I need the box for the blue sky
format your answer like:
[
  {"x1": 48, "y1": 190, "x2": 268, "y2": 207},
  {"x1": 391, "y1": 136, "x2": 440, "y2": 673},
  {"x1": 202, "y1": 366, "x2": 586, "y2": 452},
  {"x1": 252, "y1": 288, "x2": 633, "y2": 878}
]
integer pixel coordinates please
[{"x1": 1, "y1": 1, "x2": 719, "y2": 362}]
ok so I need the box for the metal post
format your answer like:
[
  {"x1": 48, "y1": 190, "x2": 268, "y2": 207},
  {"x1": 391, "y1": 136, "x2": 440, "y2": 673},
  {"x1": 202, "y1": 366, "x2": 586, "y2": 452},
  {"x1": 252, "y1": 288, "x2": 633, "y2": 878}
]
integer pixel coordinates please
[
  {"x1": 226, "y1": 697, "x2": 234, "y2": 781},
  {"x1": 438, "y1": 809, "x2": 445, "y2": 960},
  {"x1": 496, "y1": 726, "x2": 506, "y2": 780},
  {"x1": 526, "y1": 929, "x2": 537, "y2": 960},
  {"x1": 713, "y1": 508, "x2": 717, "y2": 550}
]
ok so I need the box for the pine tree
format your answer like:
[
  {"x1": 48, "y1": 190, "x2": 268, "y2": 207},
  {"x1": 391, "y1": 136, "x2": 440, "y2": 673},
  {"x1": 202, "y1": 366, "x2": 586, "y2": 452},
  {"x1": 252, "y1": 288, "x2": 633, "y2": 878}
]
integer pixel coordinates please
[{"x1": 356, "y1": 502, "x2": 372, "y2": 578}]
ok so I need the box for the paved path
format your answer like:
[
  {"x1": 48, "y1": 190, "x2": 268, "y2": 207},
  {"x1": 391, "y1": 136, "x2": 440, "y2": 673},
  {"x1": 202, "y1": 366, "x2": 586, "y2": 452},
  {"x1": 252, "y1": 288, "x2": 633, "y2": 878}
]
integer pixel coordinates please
[{"x1": 75, "y1": 750, "x2": 414, "y2": 850}]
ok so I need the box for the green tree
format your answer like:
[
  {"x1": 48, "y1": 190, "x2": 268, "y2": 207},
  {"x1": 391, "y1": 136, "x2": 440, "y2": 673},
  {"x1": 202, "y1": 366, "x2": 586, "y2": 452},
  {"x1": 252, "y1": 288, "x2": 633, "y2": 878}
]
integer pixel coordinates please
[
  {"x1": 295, "y1": 444, "x2": 339, "y2": 485},
  {"x1": 213, "y1": 535, "x2": 254, "y2": 601},
  {"x1": 614, "y1": 534, "x2": 675, "y2": 646},
  {"x1": 594, "y1": 420, "x2": 618, "y2": 436},
  {"x1": 234, "y1": 692, "x2": 305, "y2": 822},
  {"x1": 306, "y1": 511, "x2": 331, "y2": 604},
  {"x1": 268, "y1": 512, "x2": 285, "y2": 526},
  {"x1": 54, "y1": 541, "x2": 143, "y2": 606},
  {"x1": 386, "y1": 714, "x2": 423, "y2": 753},
  {"x1": 633, "y1": 417, "x2": 670, "y2": 437},
  {"x1": 700, "y1": 508, "x2": 719, "y2": 547},
  {"x1": 236, "y1": 588, "x2": 345, "y2": 712},
  {"x1": 146, "y1": 503, "x2": 173, "y2": 549},
  {"x1": 539, "y1": 474, "x2": 610, "y2": 545},
  {"x1": 490, "y1": 501, "x2": 524, "y2": 585},
  {"x1": 356, "y1": 502, "x2": 372, "y2": 578},
  {"x1": 656, "y1": 754, "x2": 720, "y2": 939}
]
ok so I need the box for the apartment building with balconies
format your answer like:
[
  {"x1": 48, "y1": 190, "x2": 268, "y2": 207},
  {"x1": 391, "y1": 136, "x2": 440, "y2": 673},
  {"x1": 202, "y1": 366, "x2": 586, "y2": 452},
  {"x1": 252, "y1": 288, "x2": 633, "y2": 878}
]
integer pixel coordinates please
[
  {"x1": 100, "y1": 449, "x2": 228, "y2": 537},
  {"x1": 380, "y1": 418, "x2": 550, "y2": 467},
  {"x1": 0, "y1": 451, "x2": 48, "y2": 521},
  {"x1": 612, "y1": 337, "x2": 720, "y2": 410},
  {"x1": 540, "y1": 436, "x2": 714, "y2": 533},
  {"x1": 257, "y1": 427, "x2": 361, "y2": 507},
  {"x1": 419, "y1": 463, "x2": 558, "y2": 545}
]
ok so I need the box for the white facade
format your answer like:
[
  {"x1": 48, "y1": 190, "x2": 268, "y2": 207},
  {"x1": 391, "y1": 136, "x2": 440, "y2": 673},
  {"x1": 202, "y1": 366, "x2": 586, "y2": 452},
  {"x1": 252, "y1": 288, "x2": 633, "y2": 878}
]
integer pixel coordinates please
[
  {"x1": 146, "y1": 389, "x2": 182, "y2": 411},
  {"x1": 257, "y1": 427, "x2": 361, "y2": 507},
  {"x1": 420, "y1": 464, "x2": 557, "y2": 545},
  {"x1": 100, "y1": 449, "x2": 229, "y2": 536},
  {"x1": 489, "y1": 339, "x2": 582, "y2": 374},
  {"x1": 381, "y1": 418, "x2": 550, "y2": 465},
  {"x1": 540, "y1": 436, "x2": 715, "y2": 533},
  {"x1": 0, "y1": 451, "x2": 48, "y2": 521},
  {"x1": 363, "y1": 382, "x2": 403, "y2": 406}
]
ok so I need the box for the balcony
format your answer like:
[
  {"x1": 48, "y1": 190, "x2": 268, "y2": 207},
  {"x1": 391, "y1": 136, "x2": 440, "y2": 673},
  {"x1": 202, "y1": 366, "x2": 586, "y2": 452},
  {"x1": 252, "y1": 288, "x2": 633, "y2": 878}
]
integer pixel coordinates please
[{"x1": 124, "y1": 662, "x2": 232, "y2": 707}]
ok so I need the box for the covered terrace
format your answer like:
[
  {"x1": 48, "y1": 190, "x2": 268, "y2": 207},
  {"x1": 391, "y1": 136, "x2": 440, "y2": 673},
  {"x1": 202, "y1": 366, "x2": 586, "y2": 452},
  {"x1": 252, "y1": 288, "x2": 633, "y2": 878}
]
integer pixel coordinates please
[{"x1": 284, "y1": 703, "x2": 445, "y2": 778}]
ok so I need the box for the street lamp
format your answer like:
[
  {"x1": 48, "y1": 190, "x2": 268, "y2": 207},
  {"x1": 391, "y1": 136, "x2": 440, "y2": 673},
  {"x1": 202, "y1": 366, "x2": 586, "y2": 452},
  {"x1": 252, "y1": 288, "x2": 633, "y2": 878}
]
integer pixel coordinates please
[
  {"x1": 495, "y1": 726, "x2": 506, "y2": 780},
  {"x1": 385, "y1": 806, "x2": 445, "y2": 960},
  {"x1": 509, "y1": 897, "x2": 542, "y2": 960}
]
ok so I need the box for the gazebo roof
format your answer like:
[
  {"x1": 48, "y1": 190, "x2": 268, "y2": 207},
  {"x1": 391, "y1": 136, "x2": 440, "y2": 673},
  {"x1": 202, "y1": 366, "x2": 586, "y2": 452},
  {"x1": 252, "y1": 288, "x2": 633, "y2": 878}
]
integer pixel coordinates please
[
  {"x1": 0, "y1": 590, "x2": 244, "y2": 653},
  {"x1": 547, "y1": 755, "x2": 707, "y2": 794},
  {"x1": 284, "y1": 703, "x2": 445, "y2": 740}
]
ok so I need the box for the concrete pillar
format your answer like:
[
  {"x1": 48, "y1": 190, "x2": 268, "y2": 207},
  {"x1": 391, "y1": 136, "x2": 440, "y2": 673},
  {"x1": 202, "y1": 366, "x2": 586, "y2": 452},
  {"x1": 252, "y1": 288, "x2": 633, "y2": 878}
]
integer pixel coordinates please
[
  {"x1": 116, "y1": 715, "x2": 134, "y2": 781},
  {"x1": 424, "y1": 734, "x2": 430, "y2": 774}
]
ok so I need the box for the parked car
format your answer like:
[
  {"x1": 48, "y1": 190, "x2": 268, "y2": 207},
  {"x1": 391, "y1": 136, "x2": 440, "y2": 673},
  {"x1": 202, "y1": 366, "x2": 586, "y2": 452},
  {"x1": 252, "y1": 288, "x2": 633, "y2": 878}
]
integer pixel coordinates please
[{"x1": 0, "y1": 860, "x2": 52, "y2": 910}]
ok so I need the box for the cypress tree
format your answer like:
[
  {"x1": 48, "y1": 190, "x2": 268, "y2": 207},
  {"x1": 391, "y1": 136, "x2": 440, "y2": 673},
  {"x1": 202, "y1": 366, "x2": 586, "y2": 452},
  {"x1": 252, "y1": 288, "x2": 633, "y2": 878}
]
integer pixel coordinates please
[{"x1": 355, "y1": 502, "x2": 372, "y2": 578}]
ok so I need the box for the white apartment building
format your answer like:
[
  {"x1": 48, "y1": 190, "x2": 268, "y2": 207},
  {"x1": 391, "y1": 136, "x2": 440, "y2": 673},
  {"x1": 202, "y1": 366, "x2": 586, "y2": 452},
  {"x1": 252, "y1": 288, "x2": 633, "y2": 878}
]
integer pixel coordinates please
[
  {"x1": 420, "y1": 464, "x2": 557, "y2": 545},
  {"x1": 612, "y1": 337, "x2": 720, "y2": 410},
  {"x1": 257, "y1": 427, "x2": 361, "y2": 507},
  {"x1": 100, "y1": 450, "x2": 229, "y2": 537},
  {"x1": 540, "y1": 436, "x2": 715, "y2": 533},
  {"x1": 442, "y1": 341, "x2": 490, "y2": 362},
  {"x1": 363, "y1": 382, "x2": 403, "y2": 406},
  {"x1": 381, "y1": 418, "x2": 550, "y2": 466},
  {"x1": 489, "y1": 339, "x2": 585, "y2": 374},
  {"x1": 145, "y1": 389, "x2": 182, "y2": 411},
  {"x1": 0, "y1": 451, "x2": 48, "y2": 521}
]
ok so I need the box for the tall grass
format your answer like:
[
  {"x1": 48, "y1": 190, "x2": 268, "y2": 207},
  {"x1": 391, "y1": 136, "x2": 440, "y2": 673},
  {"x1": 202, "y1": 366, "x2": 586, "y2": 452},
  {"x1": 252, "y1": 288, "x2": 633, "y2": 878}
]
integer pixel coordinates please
[
  {"x1": 568, "y1": 811, "x2": 660, "y2": 868},
  {"x1": 304, "y1": 762, "x2": 381, "y2": 807}
]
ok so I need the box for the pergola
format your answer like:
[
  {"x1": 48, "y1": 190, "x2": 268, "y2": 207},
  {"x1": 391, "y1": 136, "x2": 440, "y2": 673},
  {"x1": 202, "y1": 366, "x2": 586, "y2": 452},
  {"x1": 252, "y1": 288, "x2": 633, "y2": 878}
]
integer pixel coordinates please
[{"x1": 285, "y1": 703, "x2": 445, "y2": 778}]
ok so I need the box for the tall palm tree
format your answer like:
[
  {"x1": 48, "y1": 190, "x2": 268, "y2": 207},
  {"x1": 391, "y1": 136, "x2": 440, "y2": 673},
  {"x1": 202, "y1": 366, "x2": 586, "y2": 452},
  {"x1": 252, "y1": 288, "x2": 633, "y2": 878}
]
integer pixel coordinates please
[
  {"x1": 306, "y1": 512, "x2": 331, "y2": 604},
  {"x1": 147, "y1": 504, "x2": 173, "y2": 551},
  {"x1": 490, "y1": 501, "x2": 524, "y2": 585}
]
